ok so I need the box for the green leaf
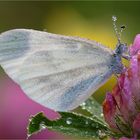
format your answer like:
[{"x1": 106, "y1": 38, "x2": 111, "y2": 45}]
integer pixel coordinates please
[
  {"x1": 80, "y1": 97, "x2": 104, "y2": 120},
  {"x1": 114, "y1": 115, "x2": 133, "y2": 138},
  {"x1": 27, "y1": 112, "x2": 110, "y2": 139}
]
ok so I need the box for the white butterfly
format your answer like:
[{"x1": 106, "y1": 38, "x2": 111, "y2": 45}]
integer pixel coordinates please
[{"x1": 0, "y1": 18, "x2": 129, "y2": 111}]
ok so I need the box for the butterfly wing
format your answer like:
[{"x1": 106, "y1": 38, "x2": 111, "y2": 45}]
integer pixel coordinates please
[{"x1": 0, "y1": 29, "x2": 114, "y2": 111}]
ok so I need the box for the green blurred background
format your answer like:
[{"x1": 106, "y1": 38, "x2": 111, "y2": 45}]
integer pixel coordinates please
[{"x1": 0, "y1": 1, "x2": 140, "y2": 139}]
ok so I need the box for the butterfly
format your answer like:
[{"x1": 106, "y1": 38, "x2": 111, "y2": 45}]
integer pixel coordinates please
[{"x1": 0, "y1": 16, "x2": 130, "y2": 111}]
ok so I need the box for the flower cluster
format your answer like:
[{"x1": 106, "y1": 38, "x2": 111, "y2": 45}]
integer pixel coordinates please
[{"x1": 103, "y1": 35, "x2": 140, "y2": 139}]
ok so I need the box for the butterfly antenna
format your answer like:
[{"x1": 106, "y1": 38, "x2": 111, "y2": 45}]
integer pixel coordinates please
[
  {"x1": 119, "y1": 25, "x2": 126, "y2": 41},
  {"x1": 112, "y1": 15, "x2": 121, "y2": 44}
]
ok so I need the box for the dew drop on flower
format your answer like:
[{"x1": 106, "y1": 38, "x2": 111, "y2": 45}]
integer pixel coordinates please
[{"x1": 66, "y1": 117, "x2": 72, "y2": 125}]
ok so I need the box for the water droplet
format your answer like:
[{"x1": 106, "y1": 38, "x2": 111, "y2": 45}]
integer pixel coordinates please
[
  {"x1": 29, "y1": 116, "x2": 34, "y2": 122},
  {"x1": 80, "y1": 102, "x2": 86, "y2": 109},
  {"x1": 29, "y1": 118, "x2": 32, "y2": 122},
  {"x1": 100, "y1": 113, "x2": 103, "y2": 117},
  {"x1": 112, "y1": 15, "x2": 117, "y2": 21},
  {"x1": 96, "y1": 125, "x2": 99, "y2": 128},
  {"x1": 81, "y1": 102, "x2": 86, "y2": 106},
  {"x1": 30, "y1": 115, "x2": 34, "y2": 118},
  {"x1": 82, "y1": 106, "x2": 86, "y2": 110},
  {"x1": 60, "y1": 125, "x2": 63, "y2": 129},
  {"x1": 98, "y1": 130, "x2": 106, "y2": 138},
  {"x1": 26, "y1": 134, "x2": 31, "y2": 140},
  {"x1": 91, "y1": 101, "x2": 94, "y2": 104},
  {"x1": 40, "y1": 122, "x2": 46, "y2": 130},
  {"x1": 103, "y1": 124, "x2": 107, "y2": 127},
  {"x1": 66, "y1": 117, "x2": 72, "y2": 125},
  {"x1": 85, "y1": 120, "x2": 89, "y2": 125}
]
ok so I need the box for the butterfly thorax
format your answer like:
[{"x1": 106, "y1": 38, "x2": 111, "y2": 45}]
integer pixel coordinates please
[{"x1": 111, "y1": 43, "x2": 129, "y2": 74}]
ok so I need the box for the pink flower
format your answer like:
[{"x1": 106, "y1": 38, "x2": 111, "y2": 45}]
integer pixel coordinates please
[{"x1": 103, "y1": 34, "x2": 140, "y2": 139}]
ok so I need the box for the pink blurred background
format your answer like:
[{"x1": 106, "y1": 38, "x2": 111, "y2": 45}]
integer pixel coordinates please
[
  {"x1": 0, "y1": 74, "x2": 66, "y2": 139},
  {"x1": 0, "y1": 1, "x2": 140, "y2": 139}
]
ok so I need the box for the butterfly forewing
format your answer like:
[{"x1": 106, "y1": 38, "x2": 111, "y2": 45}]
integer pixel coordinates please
[{"x1": 0, "y1": 29, "x2": 113, "y2": 111}]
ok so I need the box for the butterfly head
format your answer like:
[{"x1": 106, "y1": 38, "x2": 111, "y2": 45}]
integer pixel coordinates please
[{"x1": 115, "y1": 43, "x2": 128, "y2": 56}]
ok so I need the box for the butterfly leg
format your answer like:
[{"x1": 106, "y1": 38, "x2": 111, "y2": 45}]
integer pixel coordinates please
[{"x1": 122, "y1": 54, "x2": 131, "y2": 60}]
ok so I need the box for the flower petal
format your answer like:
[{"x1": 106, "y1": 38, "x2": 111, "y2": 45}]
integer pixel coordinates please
[
  {"x1": 130, "y1": 34, "x2": 140, "y2": 56},
  {"x1": 133, "y1": 113, "x2": 140, "y2": 137},
  {"x1": 103, "y1": 93, "x2": 117, "y2": 129},
  {"x1": 130, "y1": 53, "x2": 140, "y2": 108}
]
